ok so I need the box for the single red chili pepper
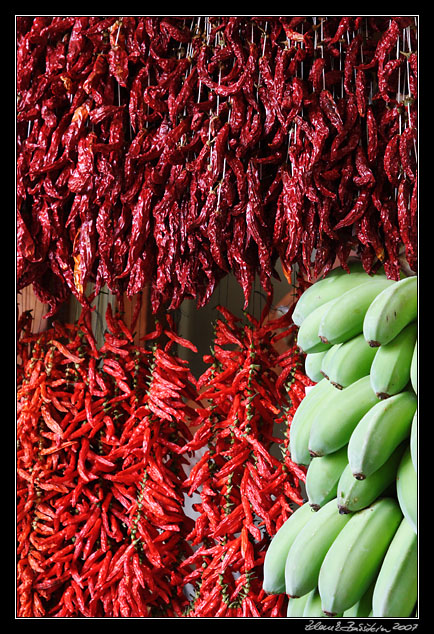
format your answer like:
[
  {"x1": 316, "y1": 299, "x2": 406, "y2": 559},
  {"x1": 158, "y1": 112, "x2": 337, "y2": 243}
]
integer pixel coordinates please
[
  {"x1": 308, "y1": 57, "x2": 326, "y2": 93},
  {"x1": 319, "y1": 89, "x2": 343, "y2": 132},
  {"x1": 327, "y1": 16, "x2": 353, "y2": 45},
  {"x1": 397, "y1": 178, "x2": 412, "y2": 253},
  {"x1": 355, "y1": 69, "x2": 367, "y2": 118},
  {"x1": 334, "y1": 188, "x2": 370, "y2": 230},
  {"x1": 399, "y1": 126, "x2": 417, "y2": 183},
  {"x1": 383, "y1": 133, "x2": 401, "y2": 186},
  {"x1": 410, "y1": 171, "x2": 417, "y2": 231},
  {"x1": 379, "y1": 57, "x2": 405, "y2": 102},
  {"x1": 366, "y1": 106, "x2": 378, "y2": 164},
  {"x1": 344, "y1": 34, "x2": 361, "y2": 94},
  {"x1": 353, "y1": 144, "x2": 375, "y2": 188}
]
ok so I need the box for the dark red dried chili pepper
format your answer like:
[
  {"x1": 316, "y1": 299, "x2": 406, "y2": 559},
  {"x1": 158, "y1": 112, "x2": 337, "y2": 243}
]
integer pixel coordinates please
[{"x1": 399, "y1": 126, "x2": 417, "y2": 183}]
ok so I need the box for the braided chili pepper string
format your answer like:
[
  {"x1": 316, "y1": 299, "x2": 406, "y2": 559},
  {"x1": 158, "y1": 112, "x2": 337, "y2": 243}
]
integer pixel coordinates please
[
  {"x1": 17, "y1": 307, "x2": 201, "y2": 617},
  {"x1": 178, "y1": 299, "x2": 313, "y2": 618}
]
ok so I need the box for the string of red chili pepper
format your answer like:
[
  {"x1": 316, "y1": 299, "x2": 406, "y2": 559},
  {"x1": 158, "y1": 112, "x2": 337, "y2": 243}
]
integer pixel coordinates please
[
  {"x1": 16, "y1": 306, "x2": 202, "y2": 617},
  {"x1": 178, "y1": 299, "x2": 313, "y2": 617},
  {"x1": 17, "y1": 17, "x2": 417, "y2": 320}
]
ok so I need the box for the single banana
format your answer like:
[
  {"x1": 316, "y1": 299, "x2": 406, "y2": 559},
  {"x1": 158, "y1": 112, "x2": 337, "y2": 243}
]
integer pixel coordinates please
[
  {"x1": 318, "y1": 278, "x2": 395, "y2": 345},
  {"x1": 285, "y1": 498, "x2": 352, "y2": 598},
  {"x1": 396, "y1": 446, "x2": 417, "y2": 534},
  {"x1": 410, "y1": 410, "x2": 417, "y2": 472},
  {"x1": 263, "y1": 502, "x2": 316, "y2": 594},
  {"x1": 303, "y1": 588, "x2": 342, "y2": 618},
  {"x1": 372, "y1": 517, "x2": 417, "y2": 617},
  {"x1": 292, "y1": 260, "x2": 381, "y2": 327},
  {"x1": 320, "y1": 343, "x2": 342, "y2": 380},
  {"x1": 347, "y1": 390, "x2": 417, "y2": 480},
  {"x1": 337, "y1": 443, "x2": 406, "y2": 514},
  {"x1": 286, "y1": 593, "x2": 310, "y2": 617},
  {"x1": 326, "y1": 333, "x2": 378, "y2": 390},
  {"x1": 296, "y1": 299, "x2": 336, "y2": 354},
  {"x1": 369, "y1": 322, "x2": 418, "y2": 399},
  {"x1": 343, "y1": 580, "x2": 375, "y2": 617},
  {"x1": 318, "y1": 497, "x2": 402, "y2": 616},
  {"x1": 306, "y1": 446, "x2": 349, "y2": 511},
  {"x1": 363, "y1": 275, "x2": 417, "y2": 347},
  {"x1": 304, "y1": 350, "x2": 327, "y2": 383},
  {"x1": 410, "y1": 340, "x2": 417, "y2": 394},
  {"x1": 289, "y1": 379, "x2": 337, "y2": 466},
  {"x1": 308, "y1": 375, "x2": 381, "y2": 457}
]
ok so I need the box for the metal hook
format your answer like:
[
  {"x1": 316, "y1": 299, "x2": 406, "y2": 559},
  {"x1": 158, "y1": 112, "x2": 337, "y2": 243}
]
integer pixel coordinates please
[{"x1": 114, "y1": 19, "x2": 122, "y2": 46}]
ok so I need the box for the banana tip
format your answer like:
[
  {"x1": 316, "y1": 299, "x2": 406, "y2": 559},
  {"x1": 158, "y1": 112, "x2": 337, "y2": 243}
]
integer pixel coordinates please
[
  {"x1": 309, "y1": 450, "x2": 321, "y2": 458},
  {"x1": 377, "y1": 392, "x2": 391, "y2": 399},
  {"x1": 323, "y1": 610, "x2": 338, "y2": 617},
  {"x1": 330, "y1": 381, "x2": 344, "y2": 390},
  {"x1": 309, "y1": 503, "x2": 321, "y2": 512},
  {"x1": 337, "y1": 505, "x2": 350, "y2": 514},
  {"x1": 353, "y1": 472, "x2": 366, "y2": 481},
  {"x1": 319, "y1": 335, "x2": 330, "y2": 344},
  {"x1": 368, "y1": 340, "x2": 381, "y2": 347}
]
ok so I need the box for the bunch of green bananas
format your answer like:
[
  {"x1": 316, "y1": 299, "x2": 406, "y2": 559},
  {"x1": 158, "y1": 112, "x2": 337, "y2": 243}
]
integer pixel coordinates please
[{"x1": 263, "y1": 264, "x2": 418, "y2": 618}]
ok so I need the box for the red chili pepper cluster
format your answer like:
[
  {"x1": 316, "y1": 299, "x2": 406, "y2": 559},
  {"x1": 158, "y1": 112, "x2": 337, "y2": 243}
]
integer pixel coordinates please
[
  {"x1": 17, "y1": 16, "x2": 417, "y2": 318},
  {"x1": 17, "y1": 307, "x2": 200, "y2": 617},
  {"x1": 178, "y1": 303, "x2": 312, "y2": 617},
  {"x1": 16, "y1": 295, "x2": 312, "y2": 618}
]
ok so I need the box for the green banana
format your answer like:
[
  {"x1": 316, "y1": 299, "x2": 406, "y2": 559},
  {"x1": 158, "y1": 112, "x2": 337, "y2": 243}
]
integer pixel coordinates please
[
  {"x1": 262, "y1": 502, "x2": 315, "y2": 594},
  {"x1": 286, "y1": 593, "x2": 310, "y2": 617},
  {"x1": 343, "y1": 580, "x2": 375, "y2": 617},
  {"x1": 318, "y1": 278, "x2": 395, "y2": 345},
  {"x1": 303, "y1": 588, "x2": 342, "y2": 618},
  {"x1": 369, "y1": 322, "x2": 418, "y2": 399},
  {"x1": 308, "y1": 375, "x2": 381, "y2": 457},
  {"x1": 326, "y1": 333, "x2": 378, "y2": 390},
  {"x1": 304, "y1": 350, "x2": 327, "y2": 383},
  {"x1": 318, "y1": 497, "x2": 403, "y2": 616},
  {"x1": 372, "y1": 517, "x2": 417, "y2": 617},
  {"x1": 410, "y1": 410, "x2": 417, "y2": 472},
  {"x1": 410, "y1": 340, "x2": 417, "y2": 394},
  {"x1": 296, "y1": 299, "x2": 336, "y2": 354},
  {"x1": 363, "y1": 275, "x2": 417, "y2": 347},
  {"x1": 396, "y1": 446, "x2": 417, "y2": 534},
  {"x1": 285, "y1": 498, "x2": 352, "y2": 598},
  {"x1": 289, "y1": 379, "x2": 337, "y2": 466},
  {"x1": 292, "y1": 260, "x2": 381, "y2": 327},
  {"x1": 320, "y1": 343, "x2": 342, "y2": 380},
  {"x1": 337, "y1": 443, "x2": 406, "y2": 514},
  {"x1": 306, "y1": 446, "x2": 349, "y2": 511},
  {"x1": 347, "y1": 390, "x2": 417, "y2": 480}
]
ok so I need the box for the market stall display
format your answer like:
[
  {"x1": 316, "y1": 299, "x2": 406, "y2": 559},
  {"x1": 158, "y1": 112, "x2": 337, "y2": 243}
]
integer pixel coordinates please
[{"x1": 16, "y1": 15, "x2": 418, "y2": 620}]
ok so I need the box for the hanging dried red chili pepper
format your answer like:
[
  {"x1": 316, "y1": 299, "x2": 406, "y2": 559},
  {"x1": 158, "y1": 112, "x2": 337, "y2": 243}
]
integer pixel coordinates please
[{"x1": 17, "y1": 16, "x2": 418, "y2": 320}]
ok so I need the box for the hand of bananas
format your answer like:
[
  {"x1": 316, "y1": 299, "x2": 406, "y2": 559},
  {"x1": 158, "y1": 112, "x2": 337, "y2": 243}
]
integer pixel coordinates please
[{"x1": 263, "y1": 264, "x2": 418, "y2": 618}]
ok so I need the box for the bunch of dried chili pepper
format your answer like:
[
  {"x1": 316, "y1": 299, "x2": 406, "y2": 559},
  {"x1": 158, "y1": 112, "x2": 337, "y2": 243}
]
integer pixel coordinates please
[
  {"x1": 17, "y1": 16, "x2": 417, "y2": 320},
  {"x1": 16, "y1": 305, "x2": 202, "y2": 617},
  {"x1": 177, "y1": 299, "x2": 313, "y2": 617}
]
